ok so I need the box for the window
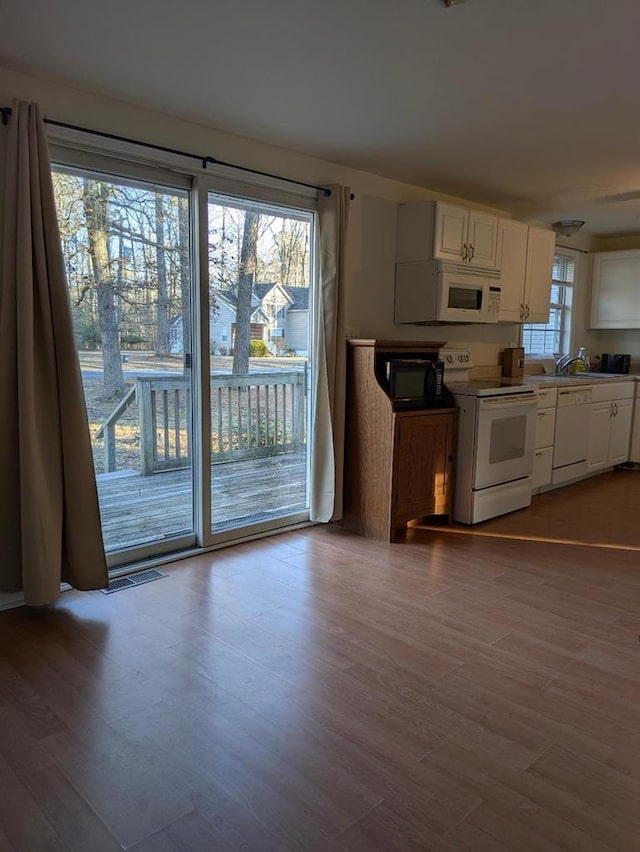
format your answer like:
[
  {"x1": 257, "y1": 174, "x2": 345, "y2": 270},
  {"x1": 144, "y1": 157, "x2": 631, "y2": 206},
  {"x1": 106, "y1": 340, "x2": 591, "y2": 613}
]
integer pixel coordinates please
[{"x1": 522, "y1": 251, "x2": 576, "y2": 355}]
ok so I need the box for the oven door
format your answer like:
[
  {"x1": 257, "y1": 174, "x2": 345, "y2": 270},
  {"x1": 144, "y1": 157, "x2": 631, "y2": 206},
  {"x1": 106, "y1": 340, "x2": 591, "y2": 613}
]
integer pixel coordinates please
[{"x1": 474, "y1": 393, "x2": 537, "y2": 489}]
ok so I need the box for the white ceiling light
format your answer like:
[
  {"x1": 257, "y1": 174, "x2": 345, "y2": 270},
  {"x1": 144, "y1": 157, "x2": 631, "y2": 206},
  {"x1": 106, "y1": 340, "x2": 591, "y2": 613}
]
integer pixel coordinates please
[{"x1": 552, "y1": 220, "x2": 586, "y2": 237}]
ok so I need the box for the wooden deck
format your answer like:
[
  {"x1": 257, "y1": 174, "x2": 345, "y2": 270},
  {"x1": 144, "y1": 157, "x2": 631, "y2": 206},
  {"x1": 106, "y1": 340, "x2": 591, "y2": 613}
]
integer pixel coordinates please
[{"x1": 96, "y1": 451, "x2": 308, "y2": 552}]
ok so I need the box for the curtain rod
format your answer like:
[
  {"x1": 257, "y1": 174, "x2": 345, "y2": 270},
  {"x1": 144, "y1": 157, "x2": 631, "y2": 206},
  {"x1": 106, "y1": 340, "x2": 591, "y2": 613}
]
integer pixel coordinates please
[{"x1": 0, "y1": 105, "x2": 334, "y2": 197}]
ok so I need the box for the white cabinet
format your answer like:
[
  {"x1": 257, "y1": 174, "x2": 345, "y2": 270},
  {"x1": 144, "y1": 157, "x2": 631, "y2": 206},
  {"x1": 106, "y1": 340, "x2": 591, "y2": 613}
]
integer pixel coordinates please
[
  {"x1": 397, "y1": 201, "x2": 498, "y2": 271},
  {"x1": 630, "y1": 386, "x2": 640, "y2": 463},
  {"x1": 532, "y1": 387, "x2": 557, "y2": 490},
  {"x1": 586, "y1": 382, "x2": 634, "y2": 472},
  {"x1": 525, "y1": 227, "x2": 556, "y2": 323},
  {"x1": 497, "y1": 220, "x2": 555, "y2": 323},
  {"x1": 590, "y1": 251, "x2": 640, "y2": 329}
]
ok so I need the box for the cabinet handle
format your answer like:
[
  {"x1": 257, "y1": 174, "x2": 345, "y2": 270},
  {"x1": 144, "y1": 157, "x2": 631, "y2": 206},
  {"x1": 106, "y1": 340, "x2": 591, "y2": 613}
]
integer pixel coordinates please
[
  {"x1": 535, "y1": 450, "x2": 545, "y2": 456},
  {"x1": 525, "y1": 304, "x2": 530, "y2": 320},
  {"x1": 462, "y1": 243, "x2": 468, "y2": 262},
  {"x1": 520, "y1": 304, "x2": 525, "y2": 321},
  {"x1": 448, "y1": 454, "x2": 454, "y2": 463},
  {"x1": 538, "y1": 410, "x2": 547, "y2": 417},
  {"x1": 468, "y1": 244, "x2": 475, "y2": 260}
]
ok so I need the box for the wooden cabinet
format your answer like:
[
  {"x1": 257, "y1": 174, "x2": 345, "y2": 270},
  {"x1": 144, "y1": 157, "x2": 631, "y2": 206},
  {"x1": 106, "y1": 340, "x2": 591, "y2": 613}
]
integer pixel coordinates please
[
  {"x1": 497, "y1": 220, "x2": 555, "y2": 323},
  {"x1": 590, "y1": 250, "x2": 640, "y2": 328},
  {"x1": 397, "y1": 200, "x2": 498, "y2": 270},
  {"x1": 343, "y1": 339, "x2": 456, "y2": 542},
  {"x1": 587, "y1": 382, "x2": 634, "y2": 472}
]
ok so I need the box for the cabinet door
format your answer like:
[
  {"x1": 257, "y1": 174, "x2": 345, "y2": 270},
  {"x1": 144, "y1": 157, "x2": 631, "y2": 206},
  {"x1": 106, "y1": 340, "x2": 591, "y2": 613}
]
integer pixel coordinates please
[
  {"x1": 532, "y1": 446, "x2": 553, "y2": 489},
  {"x1": 609, "y1": 398, "x2": 633, "y2": 465},
  {"x1": 631, "y1": 396, "x2": 640, "y2": 464},
  {"x1": 587, "y1": 402, "x2": 611, "y2": 473},
  {"x1": 392, "y1": 412, "x2": 455, "y2": 521},
  {"x1": 433, "y1": 202, "x2": 468, "y2": 263},
  {"x1": 591, "y1": 251, "x2": 640, "y2": 328},
  {"x1": 524, "y1": 227, "x2": 555, "y2": 323},
  {"x1": 497, "y1": 219, "x2": 528, "y2": 321},
  {"x1": 467, "y1": 209, "x2": 498, "y2": 270},
  {"x1": 535, "y1": 406, "x2": 556, "y2": 449}
]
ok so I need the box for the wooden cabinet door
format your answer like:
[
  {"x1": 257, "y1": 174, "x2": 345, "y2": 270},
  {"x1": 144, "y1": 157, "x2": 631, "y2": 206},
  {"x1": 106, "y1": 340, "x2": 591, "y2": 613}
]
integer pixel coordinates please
[
  {"x1": 497, "y1": 218, "x2": 528, "y2": 321},
  {"x1": 591, "y1": 251, "x2": 640, "y2": 328},
  {"x1": 433, "y1": 202, "x2": 468, "y2": 263},
  {"x1": 467, "y1": 209, "x2": 498, "y2": 270},
  {"x1": 609, "y1": 398, "x2": 633, "y2": 465},
  {"x1": 524, "y1": 226, "x2": 555, "y2": 323},
  {"x1": 392, "y1": 412, "x2": 455, "y2": 521},
  {"x1": 587, "y1": 402, "x2": 611, "y2": 473}
]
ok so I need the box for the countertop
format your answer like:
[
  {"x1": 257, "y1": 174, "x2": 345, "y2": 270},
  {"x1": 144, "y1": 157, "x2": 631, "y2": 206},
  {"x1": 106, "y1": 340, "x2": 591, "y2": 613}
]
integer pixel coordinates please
[{"x1": 520, "y1": 373, "x2": 639, "y2": 388}]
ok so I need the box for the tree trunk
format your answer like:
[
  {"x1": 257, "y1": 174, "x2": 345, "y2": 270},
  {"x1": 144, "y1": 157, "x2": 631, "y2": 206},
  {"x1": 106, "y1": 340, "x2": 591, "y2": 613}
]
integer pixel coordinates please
[
  {"x1": 178, "y1": 201, "x2": 191, "y2": 366},
  {"x1": 83, "y1": 180, "x2": 125, "y2": 398},
  {"x1": 232, "y1": 211, "x2": 259, "y2": 375},
  {"x1": 155, "y1": 194, "x2": 169, "y2": 355}
]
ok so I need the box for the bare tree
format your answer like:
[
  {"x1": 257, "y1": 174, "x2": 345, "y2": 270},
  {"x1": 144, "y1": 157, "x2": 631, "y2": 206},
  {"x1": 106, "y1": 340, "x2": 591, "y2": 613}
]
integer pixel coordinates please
[
  {"x1": 155, "y1": 194, "x2": 169, "y2": 355},
  {"x1": 232, "y1": 211, "x2": 259, "y2": 375},
  {"x1": 83, "y1": 180, "x2": 125, "y2": 398}
]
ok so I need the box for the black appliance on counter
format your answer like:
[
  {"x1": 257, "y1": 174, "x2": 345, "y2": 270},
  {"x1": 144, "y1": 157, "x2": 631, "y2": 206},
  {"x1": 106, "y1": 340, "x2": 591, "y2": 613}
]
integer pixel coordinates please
[
  {"x1": 600, "y1": 353, "x2": 631, "y2": 374},
  {"x1": 375, "y1": 355, "x2": 454, "y2": 409}
]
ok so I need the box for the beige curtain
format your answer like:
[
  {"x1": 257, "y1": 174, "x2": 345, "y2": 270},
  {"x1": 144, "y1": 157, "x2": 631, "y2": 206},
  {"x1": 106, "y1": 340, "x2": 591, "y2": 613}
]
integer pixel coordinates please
[
  {"x1": 0, "y1": 101, "x2": 107, "y2": 606},
  {"x1": 310, "y1": 185, "x2": 351, "y2": 522}
]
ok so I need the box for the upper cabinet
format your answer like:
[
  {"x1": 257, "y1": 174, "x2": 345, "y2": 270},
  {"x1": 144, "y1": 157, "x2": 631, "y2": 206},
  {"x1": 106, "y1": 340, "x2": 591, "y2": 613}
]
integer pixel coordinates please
[
  {"x1": 590, "y1": 250, "x2": 640, "y2": 328},
  {"x1": 496, "y1": 219, "x2": 555, "y2": 323},
  {"x1": 397, "y1": 201, "x2": 498, "y2": 271}
]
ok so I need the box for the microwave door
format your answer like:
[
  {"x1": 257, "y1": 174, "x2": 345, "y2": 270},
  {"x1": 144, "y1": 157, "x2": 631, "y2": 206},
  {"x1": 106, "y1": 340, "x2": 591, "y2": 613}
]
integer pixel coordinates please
[{"x1": 437, "y1": 277, "x2": 486, "y2": 322}]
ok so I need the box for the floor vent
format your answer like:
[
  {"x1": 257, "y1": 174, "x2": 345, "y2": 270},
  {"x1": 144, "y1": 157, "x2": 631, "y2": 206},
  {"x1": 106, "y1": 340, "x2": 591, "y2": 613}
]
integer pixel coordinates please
[{"x1": 100, "y1": 568, "x2": 167, "y2": 594}]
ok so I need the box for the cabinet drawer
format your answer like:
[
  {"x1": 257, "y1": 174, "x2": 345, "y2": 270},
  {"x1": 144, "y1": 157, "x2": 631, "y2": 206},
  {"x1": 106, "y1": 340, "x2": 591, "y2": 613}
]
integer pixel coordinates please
[
  {"x1": 536, "y1": 387, "x2": 557, "y2": 408},
  {"x1": 536, "y1": 407, "x2": 556, "y2": 448},
  {"x1": 590, "y1": 381, "x2": 634, "y2": 403},
  {"x1": 532, "y1": 446, "x2": 553, "y2": 489}
]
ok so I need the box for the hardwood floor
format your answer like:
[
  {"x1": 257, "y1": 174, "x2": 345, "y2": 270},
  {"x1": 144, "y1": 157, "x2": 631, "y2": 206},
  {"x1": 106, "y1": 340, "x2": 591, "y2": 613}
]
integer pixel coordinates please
[{"x1": 1, "y1": 475, "x2": 640, "y2": 849}]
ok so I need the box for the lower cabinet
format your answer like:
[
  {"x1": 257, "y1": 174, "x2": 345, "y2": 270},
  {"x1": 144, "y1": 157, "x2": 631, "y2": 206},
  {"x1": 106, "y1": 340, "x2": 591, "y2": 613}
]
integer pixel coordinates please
[
  {"x1": 392, "y1": 412, "x2": 456, "y2": 530},
  {"x1": 587, "y1": 384, "x2": 634, "y2": 473},
  {"x1": 532, "y1": 387, "x2": 556, "y2": 490}
]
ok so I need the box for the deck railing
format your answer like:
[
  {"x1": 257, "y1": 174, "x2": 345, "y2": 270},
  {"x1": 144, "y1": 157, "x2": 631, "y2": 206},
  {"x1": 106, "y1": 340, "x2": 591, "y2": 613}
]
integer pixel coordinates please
[{"x1": 96, "y1": 369, "x2": 307, "y2": 475}]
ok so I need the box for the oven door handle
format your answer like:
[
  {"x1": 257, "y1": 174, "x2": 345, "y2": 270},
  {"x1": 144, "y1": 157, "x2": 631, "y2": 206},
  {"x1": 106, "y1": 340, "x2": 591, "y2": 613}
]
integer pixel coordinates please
[{"x1": 479, "y1": 395, "x2": 538, "y2": 411}]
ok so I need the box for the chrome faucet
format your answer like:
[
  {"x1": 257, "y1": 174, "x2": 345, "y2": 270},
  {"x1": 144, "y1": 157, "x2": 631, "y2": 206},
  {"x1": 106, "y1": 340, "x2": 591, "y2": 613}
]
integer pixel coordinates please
[{"x1": 555, "y1": 353, "x2": 589, "y2": 374}]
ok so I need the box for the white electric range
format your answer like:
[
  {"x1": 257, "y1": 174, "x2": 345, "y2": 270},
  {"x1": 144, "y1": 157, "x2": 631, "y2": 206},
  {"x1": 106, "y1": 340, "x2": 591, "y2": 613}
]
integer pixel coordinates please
[{"x1": 441, "y1": 349, "x2": 539, "y2": 524}]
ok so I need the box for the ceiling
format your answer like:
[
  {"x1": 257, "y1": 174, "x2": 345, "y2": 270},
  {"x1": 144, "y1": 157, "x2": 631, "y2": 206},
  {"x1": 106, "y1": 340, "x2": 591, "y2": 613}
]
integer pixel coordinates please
[{"x1": 1, "y1": 0, "x2": 640, "y2": 236}]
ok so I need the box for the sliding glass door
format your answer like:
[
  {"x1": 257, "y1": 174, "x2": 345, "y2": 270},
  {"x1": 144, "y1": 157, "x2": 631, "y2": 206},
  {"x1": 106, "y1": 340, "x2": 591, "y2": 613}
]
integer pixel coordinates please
[
  {"x1": 52, "y1": 164, "x2": 197, "y2": 564},
  {"x1": 206, "y1": 193, "x2": 313, "y2": 536},
  {"x1": 51, "y1": 152, "x2": 317, "y2": 565}
]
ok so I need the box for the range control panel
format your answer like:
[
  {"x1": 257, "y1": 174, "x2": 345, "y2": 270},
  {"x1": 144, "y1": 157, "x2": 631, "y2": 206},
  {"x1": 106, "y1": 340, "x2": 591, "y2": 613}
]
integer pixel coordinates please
[{"x1": 440, "y1": 348, "x2": 474, "y2": 368}]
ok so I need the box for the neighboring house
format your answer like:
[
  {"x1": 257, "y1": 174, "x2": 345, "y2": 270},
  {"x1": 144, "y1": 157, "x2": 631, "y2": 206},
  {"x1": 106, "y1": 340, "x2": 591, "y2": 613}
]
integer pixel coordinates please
[{"x1": 169, "y1": 284, "x2": 309, "y2": 355}]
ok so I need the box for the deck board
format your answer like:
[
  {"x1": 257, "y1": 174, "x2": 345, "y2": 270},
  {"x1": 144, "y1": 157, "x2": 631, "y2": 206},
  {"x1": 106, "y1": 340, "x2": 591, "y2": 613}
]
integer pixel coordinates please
[{"x1": 96, "y1": 451, "x2": 307, "y2": 551}]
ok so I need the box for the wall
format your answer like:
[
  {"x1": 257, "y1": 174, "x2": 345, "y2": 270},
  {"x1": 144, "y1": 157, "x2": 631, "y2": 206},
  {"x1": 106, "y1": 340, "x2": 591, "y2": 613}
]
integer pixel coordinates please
[{"x1": 0, "y1": 65, "x2": 520, "y2": 367}]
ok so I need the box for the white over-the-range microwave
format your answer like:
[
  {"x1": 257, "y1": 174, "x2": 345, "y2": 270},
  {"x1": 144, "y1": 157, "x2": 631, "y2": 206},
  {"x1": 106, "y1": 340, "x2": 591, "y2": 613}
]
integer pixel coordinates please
[{"x1": 394, "y1": 260, "x2": 502, "y2": 324}]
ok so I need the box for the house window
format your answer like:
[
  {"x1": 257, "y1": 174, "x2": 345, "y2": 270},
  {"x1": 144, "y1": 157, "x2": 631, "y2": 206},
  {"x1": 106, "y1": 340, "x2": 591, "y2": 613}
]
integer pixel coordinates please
[{"x1": 522, "y1": 251, "x2": 576, "y2": 356}]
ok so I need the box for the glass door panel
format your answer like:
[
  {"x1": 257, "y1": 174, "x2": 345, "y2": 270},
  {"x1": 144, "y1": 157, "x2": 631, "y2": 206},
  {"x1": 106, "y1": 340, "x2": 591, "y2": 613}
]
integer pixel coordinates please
[
  {"x1": 52, "y1": 166, "x2": 196, "y2": 558},
  {"x1": 207, "y1": 193, "x2": 313, "y2": 533}
]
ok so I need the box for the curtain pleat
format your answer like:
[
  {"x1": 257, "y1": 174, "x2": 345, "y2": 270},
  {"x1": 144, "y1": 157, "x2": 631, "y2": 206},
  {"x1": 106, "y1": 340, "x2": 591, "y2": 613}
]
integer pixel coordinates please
[
  {"x1": 0, "y1": 101, "x2": 107, "y2": 605},
  {"x1": 310, "y1": 185, "x2": 351, "y2": 522}
]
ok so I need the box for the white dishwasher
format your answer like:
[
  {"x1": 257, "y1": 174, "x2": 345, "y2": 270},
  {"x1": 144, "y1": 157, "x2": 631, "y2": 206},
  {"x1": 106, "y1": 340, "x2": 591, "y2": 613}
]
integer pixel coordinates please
[{"x1": 552, "y1": 386, "x2": 592, "y2": 484}]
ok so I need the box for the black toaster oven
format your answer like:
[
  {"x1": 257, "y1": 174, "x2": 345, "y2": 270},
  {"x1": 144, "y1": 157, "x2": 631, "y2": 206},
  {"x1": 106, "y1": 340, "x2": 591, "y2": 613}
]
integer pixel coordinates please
[{"x1": 600, "y1": 353, "x2": 631, "y2": 374}]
